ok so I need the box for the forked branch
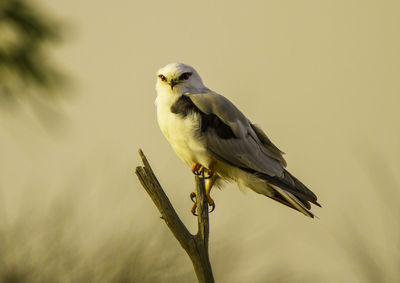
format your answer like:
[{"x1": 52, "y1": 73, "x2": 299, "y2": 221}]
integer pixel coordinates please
[{"x1": 135, "y1": 149, "x2": 214, "y2": 283}]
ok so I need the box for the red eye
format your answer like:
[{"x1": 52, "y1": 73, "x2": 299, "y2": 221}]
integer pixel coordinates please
[
  {"x1": 158, "y1": 74, "x2": 167, "y2": 82},
  {"x1": 179, "y1": 72, "x2": 192, "y2": 80}
]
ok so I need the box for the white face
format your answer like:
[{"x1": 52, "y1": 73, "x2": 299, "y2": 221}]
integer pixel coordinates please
[{"x1": 156, "y1": 63, "x2": 205, "y2": 94}]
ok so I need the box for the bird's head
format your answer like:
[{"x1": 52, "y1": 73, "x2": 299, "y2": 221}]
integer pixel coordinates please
[{"x1": 156, "y1": 63, "x2": 206, "y2": 94}]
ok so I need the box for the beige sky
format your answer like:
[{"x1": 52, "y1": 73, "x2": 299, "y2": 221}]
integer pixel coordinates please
[{"x1": 1, "y1": 0, "x2": 399, "y2": 282}]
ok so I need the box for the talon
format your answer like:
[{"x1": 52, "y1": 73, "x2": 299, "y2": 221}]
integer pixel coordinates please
[
  {"x1": 190, "y1": 192, "x2": 198, "y2": 215},
  {"x1": 191, "y1": 202, "x2": 198, "y2": 216},
  {"x1": 190, "y1": 195, "x2": 214, "y2": 215},
  {"x1": 206, "y1": 174, "x2": 216, "y2": 213},
  {"x1": 196, "y1": 165, "x2": 205, "y2": 176},
  {"x1": 209, "y1": 202, "x2": 215, "y2": 213},
  {"x1": 191, "y1": 163, "x2": 201, "y2": 175},
  {"x1": 206, "y1": 194, "x2": 215, "y2": 213},
  {"x1": 191, "y1": 163, "x2": 214, "y2": 178},
  {"x1": 190, "y1": 171, "x2": 217, "y2": 216},
  {"x1": 190, "y1": 192, "x2": 196, "y2": 203}
]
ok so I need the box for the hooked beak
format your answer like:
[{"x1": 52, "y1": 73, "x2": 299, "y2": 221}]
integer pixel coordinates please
[{"x1": 170, "y1": 79, "x2": 178, "y2": 90}]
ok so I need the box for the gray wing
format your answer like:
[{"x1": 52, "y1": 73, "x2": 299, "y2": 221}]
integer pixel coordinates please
[
  {"x1": 187, "y1": 92, "x2": 320, "y2": 211},
  {"x1": 187, "y1": 92, "x2": 286, "y2": 177}
]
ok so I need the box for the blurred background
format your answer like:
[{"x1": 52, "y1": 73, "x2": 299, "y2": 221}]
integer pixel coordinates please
[{"x1": 1, "y1": 0, "x2": 399, "y2": 282}]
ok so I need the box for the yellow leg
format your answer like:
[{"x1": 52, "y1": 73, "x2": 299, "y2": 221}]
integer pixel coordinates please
[
  {"x1": 190, "y1": 173, "x2": 217, "y2": 215},
  {"x1": 206, "y1": 174, "x2": 217, "y2": 212}
]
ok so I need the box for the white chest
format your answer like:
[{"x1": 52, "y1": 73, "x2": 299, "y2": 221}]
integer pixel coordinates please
[{"x1": 155, "y1": 94, "x2": 209, "y2": 166}]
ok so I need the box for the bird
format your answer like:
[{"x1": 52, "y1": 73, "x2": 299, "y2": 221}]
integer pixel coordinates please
[{"x1": 155, "y1": 62, "x2": 321, "y2": 218}]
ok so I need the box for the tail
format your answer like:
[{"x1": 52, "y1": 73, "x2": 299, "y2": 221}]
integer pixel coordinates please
[
  {"x1": 265, "y1": 184, "x2": 316, "y2": 218},
  {"x1": 256, "y1": 170, "x2": 321, "y2": 218}
]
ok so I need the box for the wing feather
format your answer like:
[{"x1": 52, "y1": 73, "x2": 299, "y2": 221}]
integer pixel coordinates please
[
  {"x1": 186, "y1": 92, "x2": 285, "y2": 177},
  {"x1": 188, "y1": 92, "x2": 250, "y2": 138},
  {"x1": 205, "y1": 129, "x2": 284, "y2": 177},
  {"x1": 185, "y1": 92, "x2": 320, "y2": 211}
]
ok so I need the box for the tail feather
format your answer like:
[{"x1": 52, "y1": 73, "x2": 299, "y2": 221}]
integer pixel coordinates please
[
  {"x1": 256, "y1": 169, "x2": 321, "y2": 208},
  {"x1": 264, "y1": 186, "x2": 313, "y2": 217},
  {"x1": 240, "y1": 167, "x2": 321, "y2": 217},
  {"x1": 272, "y1": 186, "x2": 315, "y2": 218}
]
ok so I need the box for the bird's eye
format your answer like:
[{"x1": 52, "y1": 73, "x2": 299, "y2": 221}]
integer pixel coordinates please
[
  {"x1": 158, "y1": 74, "x2": 167, "y2": 82},
  {"x1": 179, "y1": 72, "x2": 192, "y2": 80}
]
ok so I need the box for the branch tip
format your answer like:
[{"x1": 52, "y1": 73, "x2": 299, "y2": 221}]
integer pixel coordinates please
[
  {"x1": 138, "y1": 148, "x2": 144, "y2": 156},
  {"x1": 138, "y1": 149, "x2": 152, "y2": 170}
]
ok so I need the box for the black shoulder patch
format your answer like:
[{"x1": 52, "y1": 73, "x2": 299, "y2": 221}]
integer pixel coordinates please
[
  {"x1": 170, "y1": 95, "x2": 196, "y2": 117},
  {"x1": 170, "y1": 95, "x2": 237, "y2": 140},
  {"x1": 201, "y1": 113, "x2": 236, "y2": 139}
]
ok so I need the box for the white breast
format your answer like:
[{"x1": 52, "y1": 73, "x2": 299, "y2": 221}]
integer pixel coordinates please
[{"x1": 155, "y1": 92, "x2": 211, "y2": 168}]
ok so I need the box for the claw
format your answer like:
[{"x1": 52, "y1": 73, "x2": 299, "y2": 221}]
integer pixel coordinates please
[
  {"x1": 206, "y1": 174, "x2": 216, "y2": 213},
  {"x1": 191, "y1": 203, "x2": 198, "y2": 216},
  {"x1": 206, "y1": 193, "x2": 215, "y2": 213},
  {"x1": 189, "y1": 191, "x2": 215, "y2": 215},
  {"x1": 191, "y1": 163, "x2": 201, "y2": 175},
  {"x1": 209, "y1": 202, "x2": 215, "y2": 213},
  {"x1": 191, "y1": 163, "x2": 213, "y2": 178},
  {"x1": 190, "y1": 198, "x2": 214, "y2": 215},
  {"x1": 194, "y1": 165, "x2": 205, "y2": 176},
  {"x1": 189, "y1": 170, "x2": 217, "y2": 215},
  {"x1": 190, "y1": 192, "x2": 196, "y2": 203},
  {"x1": 190, "y1": 192, "x2": 198, "y2": 215}
]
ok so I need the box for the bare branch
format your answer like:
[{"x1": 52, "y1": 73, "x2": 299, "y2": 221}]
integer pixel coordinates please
[
  {"x1": 135, "y1": 150, "x2": 192, "y2": 250},
  {"x1": 135, "y1": 149, "x2": 214, "y2": 283}
]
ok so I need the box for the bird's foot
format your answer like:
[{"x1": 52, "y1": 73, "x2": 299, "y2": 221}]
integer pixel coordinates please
[
  {"x1": 191, "y1": 163, "x2": 201, "y2": 175},
  {"x1": 190, "y1": 192, "x2": 198, "y2": 216},
  {"x1": 191, "y1": 163, "x2": 213, "y2": 179},
  {"x1": 190, "y1": 191, "x2": 215, "y2": 216}
]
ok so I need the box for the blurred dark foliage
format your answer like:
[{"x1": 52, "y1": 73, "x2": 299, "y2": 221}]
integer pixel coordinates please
[{"x1": 0, "y1": 0, "x2": 66, "y2": 106}]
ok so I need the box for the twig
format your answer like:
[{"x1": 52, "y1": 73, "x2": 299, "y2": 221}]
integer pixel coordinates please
[{"x1": 135, "y1": 149, "x2": 214, "y2": 283}]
